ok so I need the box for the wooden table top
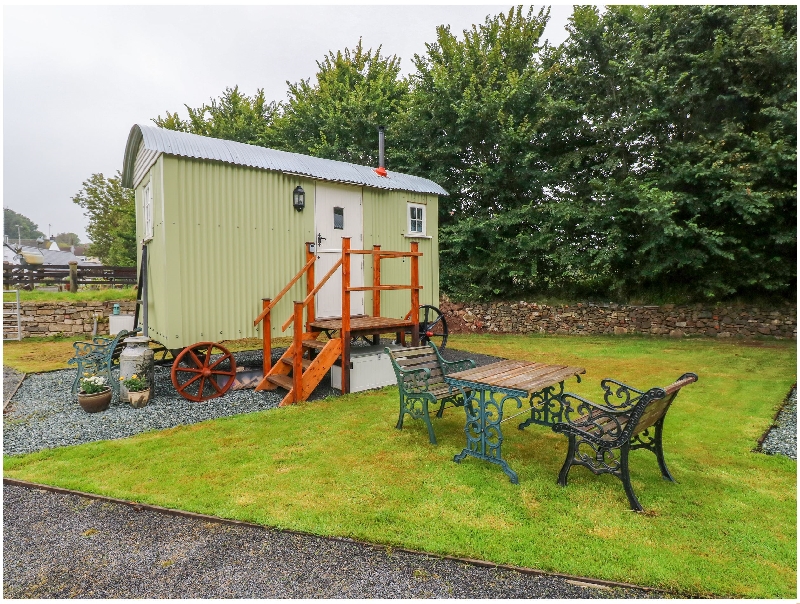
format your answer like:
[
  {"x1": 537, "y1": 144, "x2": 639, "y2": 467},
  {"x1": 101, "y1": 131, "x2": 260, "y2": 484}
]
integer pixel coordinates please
[{"x1": 446, "y1": 359, "x2": 585, "y2": 396}]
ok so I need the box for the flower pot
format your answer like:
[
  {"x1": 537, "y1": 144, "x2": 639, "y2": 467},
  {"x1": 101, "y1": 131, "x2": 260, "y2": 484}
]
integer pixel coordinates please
[
  {"x1": 128, "y1": 389, "x2": 151, "y2": 409},
  {"x1": 77, "y1": 388, "x2": 112, "y2": 413}
]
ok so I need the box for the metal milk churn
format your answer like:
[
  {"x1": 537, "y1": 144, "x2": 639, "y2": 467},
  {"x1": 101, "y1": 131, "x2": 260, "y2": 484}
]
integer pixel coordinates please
[{"x1": 119, "y1": 336, "x2": 155, "y2": 402}]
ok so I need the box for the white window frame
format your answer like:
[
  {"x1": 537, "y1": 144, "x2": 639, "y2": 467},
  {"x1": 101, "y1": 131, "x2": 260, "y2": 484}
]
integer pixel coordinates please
[
  {"x1": 407, "y1": 203, "x2": 426, "y2": 236},
  {"x1": 143, "y1": 182, "x2": 153, "y2": 241}
]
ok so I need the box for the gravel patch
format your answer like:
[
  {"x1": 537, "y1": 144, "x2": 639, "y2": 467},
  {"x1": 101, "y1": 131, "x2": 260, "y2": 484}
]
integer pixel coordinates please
[
  {"x1": 759, "y1": 386, "x2": 797, "y2": 460},
  {"x1": 3, "y1": 343, "x2": 499, "y2": 457},
  {"x1": 3, "y1": 483, "x2": 656, "y2": 599},
  {"x1": 3, "y1": 348, "x2": 339, "y2": 457}
]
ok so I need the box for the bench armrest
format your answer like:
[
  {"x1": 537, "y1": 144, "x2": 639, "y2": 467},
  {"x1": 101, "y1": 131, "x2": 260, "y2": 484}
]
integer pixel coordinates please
[
  {"x1": 552, "y1": 392, "x2": 631, "y2": 443},
  {"x1": 441, "y1": 357, "x2": 476, "y2": 375},
  {"x1": 600, "y1": 378, "x2": 644, "y2": 410},
  {"x1": 427, "y1": 341, "x2": 476, "y2": 376}
]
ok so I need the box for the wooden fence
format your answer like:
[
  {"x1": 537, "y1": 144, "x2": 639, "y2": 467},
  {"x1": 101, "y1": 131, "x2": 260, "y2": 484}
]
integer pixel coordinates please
[{"x1": 2, "y1": 264, "x2": 137, "y2": 288}]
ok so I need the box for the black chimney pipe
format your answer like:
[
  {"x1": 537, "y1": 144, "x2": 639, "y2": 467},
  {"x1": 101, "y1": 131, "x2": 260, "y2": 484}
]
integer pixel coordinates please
[{"x1": 378, "y1": 125, "x2": 385, "y2": 169}]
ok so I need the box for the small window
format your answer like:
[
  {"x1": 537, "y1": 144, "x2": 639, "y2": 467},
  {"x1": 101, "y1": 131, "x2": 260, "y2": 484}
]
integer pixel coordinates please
[
  {"x1": 143, "y1": 182, "x2": 153, "y2": 240},
  {"x1": 333, "y1": 207, "x2": 344, "y2": 230},
  {"x1": 408, "y1": 203, "x2": 425, "y2": 235}
]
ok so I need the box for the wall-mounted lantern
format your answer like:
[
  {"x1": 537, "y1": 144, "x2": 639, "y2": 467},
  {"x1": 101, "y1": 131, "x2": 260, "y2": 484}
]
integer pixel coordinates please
[{"x1": 293, "y1": 186, "x2": 305, "y2": 212}]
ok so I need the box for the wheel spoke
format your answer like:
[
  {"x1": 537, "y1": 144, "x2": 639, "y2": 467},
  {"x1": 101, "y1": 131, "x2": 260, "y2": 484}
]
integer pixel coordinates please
[
  {"x1": 179, "y1": 372, "x2": 203, "y2": 390},
  {"x1": 174, "y1": 366, "x2": 203, "y2": 374},
  {"x1": 188, "y1": 349, "x2": 204, "y2": 369},
  {"x1": 212, "y1": 369, "x2": 237, "y2": 377},
  {"x1": 208, "y1": 353, "x2": 231, "y2": 370},
  {"x1": 209, "y1": 378, "x2": 223, "y2": 394}
]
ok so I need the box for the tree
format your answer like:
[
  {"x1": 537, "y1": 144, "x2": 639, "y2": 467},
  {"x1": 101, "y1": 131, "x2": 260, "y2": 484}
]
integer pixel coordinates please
[
  {"x1": 54, "y1": 232, "x2": 81, "y2": 246},
  {"x1": 544, "y1": 5, "x2": 797, "y2": 300},
  {"x1": 397, "y1": 6, "x2": 554, "y2": 299},
  {"x1": 72, "y1": 172, "x2": 137, "y2": 266},
  {"x1": 4, "y1": 208, "x2": 44, "y2": 240},
  {"x1": 153, "y1": 86, "x2": 277, "y2": 147},
  {"x1": 270, "y1": 39, "x2": 409, "y2": 165}
]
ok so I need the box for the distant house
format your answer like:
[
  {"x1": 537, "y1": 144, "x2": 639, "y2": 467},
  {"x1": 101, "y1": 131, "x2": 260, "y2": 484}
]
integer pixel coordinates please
[{"x1": 3, "y1": 244, "x2": 99, "y2": 266}]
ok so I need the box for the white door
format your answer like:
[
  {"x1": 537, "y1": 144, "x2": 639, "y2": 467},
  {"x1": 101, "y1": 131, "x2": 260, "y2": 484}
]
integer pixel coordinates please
[{"x1": 315, "y1": 183, "x2": 364, "y2": 318}]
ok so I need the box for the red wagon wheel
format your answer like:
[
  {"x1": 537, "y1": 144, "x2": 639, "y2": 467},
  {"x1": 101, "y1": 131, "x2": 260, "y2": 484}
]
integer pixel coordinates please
[{"x1": 171, "y1": 342, "x2": 237, "y2": 402}]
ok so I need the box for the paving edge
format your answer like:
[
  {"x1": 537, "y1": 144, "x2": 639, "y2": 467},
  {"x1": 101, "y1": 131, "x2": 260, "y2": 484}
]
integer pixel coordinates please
[
  {"x1": 3, "y1": 372, "x2": 26, "y2": 413},
  {"x1": 4, "y1": 476, "x2": 665, "y2": 595}
]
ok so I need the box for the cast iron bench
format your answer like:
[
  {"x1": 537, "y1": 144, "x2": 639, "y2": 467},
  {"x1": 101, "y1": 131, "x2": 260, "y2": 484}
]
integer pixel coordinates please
[
  {"x1": 68, "y1": 328, "x2": 140, "y2": 395},
  {"x1": 552, "y1": 372, "x2": 698, "y2": 511},
  {"x1": 386, "y1": 343, "x2": 476, "y2": 445}
]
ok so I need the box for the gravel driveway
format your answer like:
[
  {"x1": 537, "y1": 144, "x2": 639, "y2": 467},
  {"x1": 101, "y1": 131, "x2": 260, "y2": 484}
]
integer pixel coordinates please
[{"x1": 3, "y1": 483, "x2": 655, "y2": 599}]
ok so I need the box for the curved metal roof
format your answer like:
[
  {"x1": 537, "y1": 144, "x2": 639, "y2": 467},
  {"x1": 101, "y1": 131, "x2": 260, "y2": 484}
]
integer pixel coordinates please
[{"x1": 122, "y1": 124, "x2": 447, "y2": 195}]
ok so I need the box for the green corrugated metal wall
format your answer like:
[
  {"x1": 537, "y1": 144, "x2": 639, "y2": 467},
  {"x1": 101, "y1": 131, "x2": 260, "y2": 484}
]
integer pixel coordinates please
[
  {"x1": 136, "y1": 155, "x2": 439, "y2": 349},
  {"x1": 362, "y1": 189, "x2": 439, "y2": 319}
]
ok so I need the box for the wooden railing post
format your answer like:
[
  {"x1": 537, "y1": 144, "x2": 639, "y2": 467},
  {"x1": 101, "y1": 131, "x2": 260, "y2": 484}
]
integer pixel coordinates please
[
  {"x1": 372, "y1": 245, "x2": 381, "y2": 318},
  {"x1": 69, "y1": 260, "x2": 78, "y2": 293},
  {"x1": 341, "y1": 237, "x2": 351, "y2": 394},
  {"x1": 305, "y1": 241, "x2": 316, "y2": 331},
  {"x1": 262, "y1": 298, "x2": 272, "y2": 375},
  {"x1": 292, "y1": 300, "x2": 303, "y2": 403},
  {"x1": 410, "y1": 241, "x2": 420, "y2": 346}
]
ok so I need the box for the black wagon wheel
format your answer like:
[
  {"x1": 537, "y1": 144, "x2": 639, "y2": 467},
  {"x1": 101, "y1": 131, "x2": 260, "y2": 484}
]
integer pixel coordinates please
[
  {"x1": 409, "y1": 304, "x2": 448, "y2": 350},
  {"x1": 170, "y1": 342, "x2": 236, "y2": 402}
]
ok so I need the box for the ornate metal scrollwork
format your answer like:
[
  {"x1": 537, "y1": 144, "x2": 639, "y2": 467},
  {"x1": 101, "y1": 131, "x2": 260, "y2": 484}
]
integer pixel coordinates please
[
  {"x1": 600, "y1": 378, "x2": 643, "y2": 410},
  {"x1": 401, "y1": 368, "x2": 430, "y2": 394},
  {"x1": 453, "y1": 385, "x2": 523, "y2": 484},
  {"x1": 519, "y1": 381, "x2": 566, "y2": 430}
]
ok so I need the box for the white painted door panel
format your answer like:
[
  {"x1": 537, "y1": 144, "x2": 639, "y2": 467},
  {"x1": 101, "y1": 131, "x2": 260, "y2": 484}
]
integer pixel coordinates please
[{"x1": 315, "y1": 183, "x2": 364, "y2": 318}]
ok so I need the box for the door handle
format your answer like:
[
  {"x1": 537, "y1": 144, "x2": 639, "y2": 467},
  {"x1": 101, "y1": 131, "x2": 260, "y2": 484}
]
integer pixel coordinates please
[{"x1": 317, "y1": 233, "x2": 327, "y2": 246}]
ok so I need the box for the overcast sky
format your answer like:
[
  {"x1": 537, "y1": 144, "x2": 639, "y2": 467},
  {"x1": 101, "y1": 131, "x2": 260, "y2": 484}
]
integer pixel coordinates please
[{"x1": 3, "y1": 4, "x2": 574, "y2": 242}]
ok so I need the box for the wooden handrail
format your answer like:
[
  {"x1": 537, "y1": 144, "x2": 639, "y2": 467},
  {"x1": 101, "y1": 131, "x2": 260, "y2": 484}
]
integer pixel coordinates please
[
  {"x1": 347, "y1": 285, "x2": 423, "y2": 292},
  {"x1": 253, "y1": 255, "x2": 315, "y2": 326},
  {"x1": 347, "y1": 249, "x2": 423, "y2": 257},
  {"x1": 281, "y1": 258, "x2": 343, "y2": 332}
]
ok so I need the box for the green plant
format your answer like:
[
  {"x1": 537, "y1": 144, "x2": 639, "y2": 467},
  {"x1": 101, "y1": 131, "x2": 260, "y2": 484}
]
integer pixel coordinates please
[
  {"x1": 79, "y1": 375, "x2": 108, "y2": 394},
  {"x1": 120, "y1": 374, "x2": 148, "y2": 392}
]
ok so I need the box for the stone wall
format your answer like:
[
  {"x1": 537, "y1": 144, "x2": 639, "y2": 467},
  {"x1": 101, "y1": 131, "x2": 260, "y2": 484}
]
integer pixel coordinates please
[
  {"x1": 440, "y1": 297, "x2": 796, "y2": 339},
  {"x1": 17, "y1": 301, "x2": 137, "y2": 338}
]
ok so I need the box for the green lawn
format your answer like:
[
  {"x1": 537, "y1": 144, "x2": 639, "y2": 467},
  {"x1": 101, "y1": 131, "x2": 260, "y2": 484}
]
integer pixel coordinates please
[
  {"x1": 3, "y1": 334, "x2": 796, "y2": 597},
  {"x1": 12, "y1": 287, "x2": 137, "y2": 302}
]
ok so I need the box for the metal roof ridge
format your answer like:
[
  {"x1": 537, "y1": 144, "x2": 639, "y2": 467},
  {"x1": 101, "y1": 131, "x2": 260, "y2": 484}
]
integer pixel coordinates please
[{"x1": 122, "y1": 124, "x2": 447, "y2": 195}]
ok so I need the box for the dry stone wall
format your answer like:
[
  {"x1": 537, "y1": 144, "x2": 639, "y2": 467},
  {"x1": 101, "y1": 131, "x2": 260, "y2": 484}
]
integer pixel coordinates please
[
  {"x1": 16, "y1": 301, "x2": 137, "y2": 338},
  {"x1": 440, "y1": 297, "x2": 796, "y2": 340}
]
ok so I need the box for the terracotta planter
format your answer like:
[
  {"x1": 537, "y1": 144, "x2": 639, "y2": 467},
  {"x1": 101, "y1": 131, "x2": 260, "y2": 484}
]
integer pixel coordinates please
[
  {"x1": 77, "y1": 388, "x2": 112, "y2": 413},
  {"x1": 128, "y1": 389, "x2": 151, "y2": 409}
]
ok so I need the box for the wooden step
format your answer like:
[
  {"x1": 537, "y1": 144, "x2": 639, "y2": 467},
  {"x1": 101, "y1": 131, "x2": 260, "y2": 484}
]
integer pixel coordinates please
[
  {"x1": 280, "y1": 356, "x2": 312, "y2": 370},
  {"x1": 302, "y1": 339, "x2": 327, "y2": 351},
  {"x1": 266, "y1": 374, "x2": 293, "y2": 390}
]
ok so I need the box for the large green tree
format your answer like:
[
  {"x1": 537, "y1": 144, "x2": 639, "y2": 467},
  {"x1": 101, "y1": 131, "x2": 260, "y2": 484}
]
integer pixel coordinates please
[
  {"x1": 153, "y1": 86, "x2": 277, "y2": 147},
  {"x1": 543, "y1": 5, "x2": 797, "y2": 300},
  {"x1": 396, "y1": 6, "x2": 554, "y2": 299},
  {"x1": 4, "y1": 208, "x2": 44, "y2": 240},
  {"x1": 271, "y1": 39, "x2": 409, "y2": 165},
  {"x1": 149, "y1": 6, "x2": 796, "y2": 302},
  {"x1": 72, "y1": 172, "x2": 136, "y2": 266}
]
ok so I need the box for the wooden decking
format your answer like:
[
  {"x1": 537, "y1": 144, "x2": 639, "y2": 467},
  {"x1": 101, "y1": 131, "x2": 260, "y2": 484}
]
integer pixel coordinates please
[{"x1": 309, "y1": 315, "x2": 412, "y2": 336}]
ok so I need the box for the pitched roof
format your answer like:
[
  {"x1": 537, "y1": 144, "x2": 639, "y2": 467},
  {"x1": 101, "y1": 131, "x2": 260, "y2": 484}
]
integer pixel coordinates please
[{"x1": 122, "y1": 124, "x2": 447, "y2": 195}]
